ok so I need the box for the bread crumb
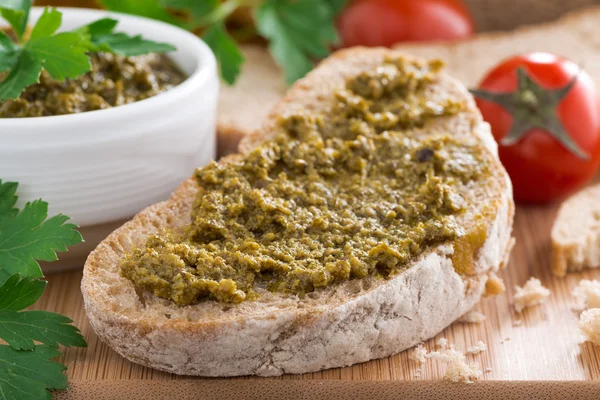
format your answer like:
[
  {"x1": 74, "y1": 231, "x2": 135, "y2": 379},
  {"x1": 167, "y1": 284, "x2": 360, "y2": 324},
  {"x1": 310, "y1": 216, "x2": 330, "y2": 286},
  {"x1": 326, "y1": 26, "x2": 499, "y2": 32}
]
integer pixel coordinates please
[
  {"x1": 485, "y1": 273, "x2": 506, "y2": 296},
  {"x1": 573, "y1": 280, "x2": 600, "y2": 309},
  {"x1": 410, "y1": 339, "x2": 487, "y2": 383},
  {"x1": 485, "y1": 367, "x2": 493, "y2": 373},
  {"x1": 514, "y1": 319, "x2": 523, "y2": 326},
  {"x1": 466, "y1": 341, "x2": 487, "y2": 355},
  {"x1": 459, "y1": 310, "x2": 486, "y2": 324},
  {"x1": 579, "y1": 308, "x2": 600, "y2": 346},
  {"x1": 409, "y1": 344, "x2": 427, "y2": 364},
  {"x1": 426, "y1": 346, "x2": 482, "y2": 383},
  {"x1": 436, "y1": 337, "x2": 448, "y2": 349},
  {"x1": 513, "y1": 277, "x2": 550, "y2": 313}
]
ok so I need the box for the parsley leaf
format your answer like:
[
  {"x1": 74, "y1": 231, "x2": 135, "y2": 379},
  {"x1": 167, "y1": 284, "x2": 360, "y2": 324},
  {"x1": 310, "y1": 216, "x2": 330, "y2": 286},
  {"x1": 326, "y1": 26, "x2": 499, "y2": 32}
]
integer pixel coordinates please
[
  {"x1": 202, "y1": 23, "x2": 244, "y2": 85},
  {"x1": 0, "y1": 7, "x2": 92, "y2": 100},
  {"x1": 0, "y1": 310, "x2": 86, "y2": 350},
  {"x1": 0, "y1": 345, "x2": 68, "y2": 392},
  {"x1": 0, "y1": 50, "x2": 41, "y2": 102},
  {"x1": 255, "y1": 0, "x2": 341, "y2": 84},
  {"x1": 76, "y1": 17, "x2": 118, "y2": 36},
  {"x1": 99, "y1": 0, "x2": 347, "y2": 85},
  {"x1": 91, "y1": 32, "x2": 176, "y2": 57},
  {"x1": 0, "y1": 197, "x2": 83, "y2": 280},
  {"x1": 0, "y1": 274, "x2": 46, "y2": 312},
  {"x1": 0, "y1": 29, "x2": 17, "y2": 51},
  {"x1": 26, "y1": 32, "x2": 91, "y2": 81},
  {"x1": 19, "y1": 8, "x2": 91, "y2": 82},
  {"x1": 0, "y1": 370, "x2": 51, "y2": 400},
  {"x1": 0, "y1": 181, "x2": 18, "y2": 217},
  {"x1": 0, "y1": 30, "x2": 19, "y2": 73},
  {"x1": 99, "y1": 0, "x2": 182, "y2": 26},
  {"x1": 75, "y1": 18, "x2": 176, "y2": 57},
  {"x1": 28, "y1": 7, "x2": 61, "y2": 40},
  {"x1": 0, "y1": 6, "x2": 177, "y2": 100},
  {"x1": 157, "y1": 0, "x2": 242, "y2": 83},
  {"x1": 0, "y1": 180, "x2": 86, "y2": 399},
  {"x1": 0, "y1": 0, "x2": 31, "y2": 41}
]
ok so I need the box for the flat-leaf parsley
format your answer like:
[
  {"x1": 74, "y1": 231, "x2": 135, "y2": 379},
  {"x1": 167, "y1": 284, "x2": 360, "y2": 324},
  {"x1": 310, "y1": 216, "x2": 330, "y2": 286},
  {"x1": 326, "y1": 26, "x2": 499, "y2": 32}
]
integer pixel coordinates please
[
  {"x1": 0, "y1": 180, "x2": 87, "y2": 400},
  {"x1": 0, "y1": 1, "x2": 176, "y2": 101},
  {"x1": 100, "y1": 0, "x2": 348, "y2": 85}
]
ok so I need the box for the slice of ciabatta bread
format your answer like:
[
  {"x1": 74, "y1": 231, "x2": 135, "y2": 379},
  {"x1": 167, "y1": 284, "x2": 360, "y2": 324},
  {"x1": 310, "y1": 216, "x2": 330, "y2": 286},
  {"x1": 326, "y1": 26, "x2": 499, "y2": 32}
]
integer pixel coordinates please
[
  {"x1": 217, "y1": 7, "x2": 600, "y2": 156},
  {"x1": 552, "y1": 184, "x2": 600, "y2": 277},
  {"x1": 82, "y1": 47, "x2": 514, "y2": 377}
]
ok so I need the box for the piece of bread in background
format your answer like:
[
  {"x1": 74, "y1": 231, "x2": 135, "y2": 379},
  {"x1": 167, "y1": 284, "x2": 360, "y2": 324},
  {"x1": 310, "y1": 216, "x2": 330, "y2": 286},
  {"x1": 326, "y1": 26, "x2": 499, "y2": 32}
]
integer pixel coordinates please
[
  {"x1": 392, "y1": 7, "x2": 600, "y2": 89},
  {"x1": 217, "y1": 45, "x2": 285, "y2": 156},
  {"x1": 579, "y1": 308, "x2": 600, "y2": 345},
  {"x1": 552, "y1": 184, "x2": 600, "y2": 277},
  {"x1": 216, "y1": 7, "x2": 600, "y2": 157},
  {"x1": 462, "y1": 0, "x2": 599, "y2": 31}
]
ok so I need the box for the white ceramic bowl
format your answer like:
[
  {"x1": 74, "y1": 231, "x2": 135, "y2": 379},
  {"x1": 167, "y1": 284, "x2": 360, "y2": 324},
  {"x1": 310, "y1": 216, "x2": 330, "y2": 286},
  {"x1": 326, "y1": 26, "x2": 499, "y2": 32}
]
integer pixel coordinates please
[{"x1": 0, "y1": 7, "x2": 218, "y2": 227}]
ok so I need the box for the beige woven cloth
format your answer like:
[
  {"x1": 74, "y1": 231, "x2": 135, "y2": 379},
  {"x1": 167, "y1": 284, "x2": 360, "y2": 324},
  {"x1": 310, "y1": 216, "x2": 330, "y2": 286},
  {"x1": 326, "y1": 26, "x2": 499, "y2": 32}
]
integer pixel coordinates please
[{"x1": 465, "y1": 0, "x2": 600, "y2": 30}]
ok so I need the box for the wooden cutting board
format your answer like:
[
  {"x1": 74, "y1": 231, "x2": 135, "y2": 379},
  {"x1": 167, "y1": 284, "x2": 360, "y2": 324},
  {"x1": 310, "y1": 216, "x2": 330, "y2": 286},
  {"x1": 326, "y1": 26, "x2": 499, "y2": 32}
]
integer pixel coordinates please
[
  {"x1": 36, "y1": 195, "x2": 600, "y2": 390},
  {"x1": 19, "y1": 2, "x2": 600, "y2": 398}
]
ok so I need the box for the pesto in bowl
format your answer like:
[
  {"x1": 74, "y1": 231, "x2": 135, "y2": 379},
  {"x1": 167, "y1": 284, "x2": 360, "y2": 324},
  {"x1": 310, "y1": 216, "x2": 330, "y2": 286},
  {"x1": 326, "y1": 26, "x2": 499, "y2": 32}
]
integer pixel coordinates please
[{"x1": 0, "y1": 52, "x2": 186, "y2": 118}]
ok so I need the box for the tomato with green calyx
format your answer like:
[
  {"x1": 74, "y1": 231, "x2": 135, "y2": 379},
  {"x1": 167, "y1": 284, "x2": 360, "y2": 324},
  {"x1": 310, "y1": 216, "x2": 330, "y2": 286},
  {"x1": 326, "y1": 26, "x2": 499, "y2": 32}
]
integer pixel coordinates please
[
  {"x1": 338, "y1": 0, "x2": 474, "y2": 48},
  {"x1": 471, "y1": 53, "x2": 600, "y2": 204}
]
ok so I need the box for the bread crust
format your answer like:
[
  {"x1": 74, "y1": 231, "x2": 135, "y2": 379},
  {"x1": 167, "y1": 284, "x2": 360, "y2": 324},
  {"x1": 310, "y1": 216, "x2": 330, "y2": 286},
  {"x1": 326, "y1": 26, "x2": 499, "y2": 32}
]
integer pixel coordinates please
[
  {"x1": 551, "y1": 183, "x2": 600, "y2": 277},
  {"x1": 82, "y1": 48, "x2": 514, "y2": 377}
]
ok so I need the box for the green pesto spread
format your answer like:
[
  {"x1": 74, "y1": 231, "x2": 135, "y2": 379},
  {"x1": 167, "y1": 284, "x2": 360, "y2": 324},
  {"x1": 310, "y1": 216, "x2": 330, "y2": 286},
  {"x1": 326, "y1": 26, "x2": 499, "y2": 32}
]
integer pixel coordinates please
[
  {"x1": 0, "y1": 53, "x2": 186, "y2": 118},
  {"x1": 121, "y1": 57, "x2": 490, "y2": 305}
]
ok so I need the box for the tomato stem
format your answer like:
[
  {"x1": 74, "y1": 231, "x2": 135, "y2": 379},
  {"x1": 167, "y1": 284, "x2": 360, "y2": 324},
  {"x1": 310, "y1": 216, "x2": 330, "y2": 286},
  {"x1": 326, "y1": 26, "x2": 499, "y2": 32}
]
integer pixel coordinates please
[
  {"x1": 470, "y1": 67, "x2": 589, "y2": 160},
  {"x1": 520, "y1": 90, "x2": 538, "y2": 108}
]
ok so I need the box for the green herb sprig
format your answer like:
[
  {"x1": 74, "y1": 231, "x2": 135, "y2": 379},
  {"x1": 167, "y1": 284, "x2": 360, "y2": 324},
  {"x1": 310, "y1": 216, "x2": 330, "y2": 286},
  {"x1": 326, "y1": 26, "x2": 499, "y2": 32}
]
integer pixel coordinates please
[
  {"x1": 0, "y1": 180, "x2": 87, "y2": 400},
  {"x1": 0, "y1": 1, "x2": 176, "y2": 101},
  {"x1": 100, "y1": 0, "x2": 347, "y2": 85}
]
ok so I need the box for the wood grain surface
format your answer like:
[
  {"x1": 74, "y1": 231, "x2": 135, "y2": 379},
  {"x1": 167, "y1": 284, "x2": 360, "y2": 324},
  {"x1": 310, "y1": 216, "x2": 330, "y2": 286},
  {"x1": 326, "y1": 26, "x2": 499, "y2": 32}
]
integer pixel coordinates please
[
  {"x1": 15, "y1": 1, "x2": 600, "y2": 397},
  {"x1": 35, "y1": 199, "x2": 600, "y2": 383}
]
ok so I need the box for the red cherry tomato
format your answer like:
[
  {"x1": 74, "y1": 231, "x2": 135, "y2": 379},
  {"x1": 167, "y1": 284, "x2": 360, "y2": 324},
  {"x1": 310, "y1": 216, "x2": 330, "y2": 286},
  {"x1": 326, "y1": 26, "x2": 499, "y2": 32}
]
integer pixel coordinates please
[
  {"x1": 473, "y1": 53, "x2": 600, "y2": 203},
  {"x1": 338, "y1": 0, "x2": 474, "y2": 48}
]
